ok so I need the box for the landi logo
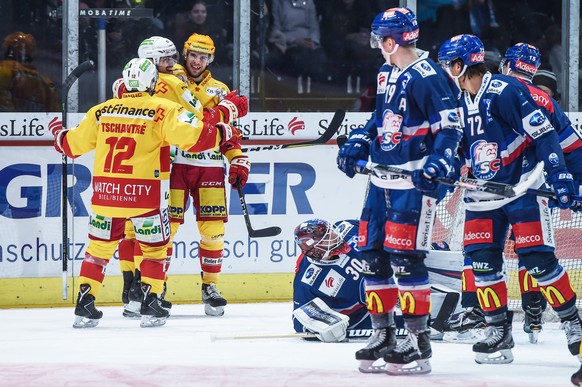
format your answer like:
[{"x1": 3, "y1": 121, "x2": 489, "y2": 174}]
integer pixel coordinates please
[{"x1": 288, "y1": 117, "x2": 305, "y2": 135}]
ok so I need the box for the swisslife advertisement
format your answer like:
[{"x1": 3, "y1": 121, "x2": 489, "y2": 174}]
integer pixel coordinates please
[{"x1": 0, "y1": 112, "x2": 369, "y2": 279}]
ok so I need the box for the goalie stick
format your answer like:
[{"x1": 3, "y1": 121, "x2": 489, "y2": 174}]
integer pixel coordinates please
[
  {"x1": 241, "y1": 109, "x2": 345, "y2": 153},
  {"x1": 237, "y1": 185, "x2": 282, "y2": 238},
  {"x1": 210, "y1": 332, "x2": 316, "y2": 341},
  {"x1": 61, "y1": 60, "x2": 94, "y2": 300}
]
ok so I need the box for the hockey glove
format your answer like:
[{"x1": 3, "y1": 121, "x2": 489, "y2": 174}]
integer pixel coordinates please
[
  {"x1": 216, "y1": 122, "x2": 242, "y2": 146},
  {"x1": 228, "y1": 155, "x2": 251, "y2": 188},
  {"x1": 204, "y1": 91, "x2": 249, "y2": 126},
  {"x1": 412, "y1": 154, "x2": 452, "y2": 194},
  {"x1": 112, "y1": 77, "x2": 126, "y2": 99},
  {"x1": 49, "y1": 116, "x2": 65, "y2": 154},
  {"x1": 337, "y1": 128, "x2": 372, "y2": 178},
  {"x1": 293, "y1": 298, "x2": 349, "y2": 343},
  {"x1": 548, "y1": 169, "x2": 575, "y2": 209}
]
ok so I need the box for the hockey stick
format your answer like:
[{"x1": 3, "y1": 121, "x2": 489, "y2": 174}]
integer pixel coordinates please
[
  {"x1": 210, "y1": 332, "x2": 316, "y2": 341},
  {"x1": 337, "y1": 134, "x2": 516, "y2": 197},
  {"x1": 237, "y1": 185, "x2": 282, "y2": 238},
  {"x1": 241, "y1": 109, "x2": 345, "y2": 153},
  {"x1": 61, "y1": 60, "x2": 94, "y2": 300},
  {"x1": 338, "y1": 135, "x2": 582, "y2": 203}
]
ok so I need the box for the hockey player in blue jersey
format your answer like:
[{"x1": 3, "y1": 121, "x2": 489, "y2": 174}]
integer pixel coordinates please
[
  {"x1": 448, "y1": 42, "x2": 582, "y2": 346},
  {"x1": 336, "y1": 7, "x2": 463, "y2": 375},
  {"x1": 438, "y1": 34, "x2": 582, "y2": 366}
]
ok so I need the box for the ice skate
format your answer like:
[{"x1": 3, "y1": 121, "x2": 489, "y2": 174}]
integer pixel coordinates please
[
  {"x1": 355, "y1": 327, "x2": 396, "y2": 373},
  {"x1": 160, "y1": 281, "x2": 173, "y2": 312},
  {"x1": 140, "y1": 284, "x2": 169, "y2": 328},
  {"x1": 122, "y1": 271, "x2": 143, "y2": 318},
  {"x1": 384, "y1": 330, "x2": 432, "y2": 375},
  {"x1": 73, "y1": 284, "x2": 103, "y2": 329},
  {"x1": 572, "y1": 364, "x2": 582, "y2": 386},
  {"x1": 473, "y1": 314, "x2": 514, "y2": 364},
  {"x1": 443, "y1": 327, "x2": 488, "y2": 344},
  {"x1": 523, "y1": 299, "x2": 544, "y2": 344},
  {"x1": 445, "y1": 306, "x2": 486, "y2": 333},
  {"x1": 561, "y1": 313, "x2": 582, "y2": 356},
  {"x1": 202, "y1": 282, "x2": 227, "y2": 316}
]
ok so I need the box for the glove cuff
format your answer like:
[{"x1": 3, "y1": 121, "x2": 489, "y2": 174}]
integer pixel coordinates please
[{"x1": 218, "y1": 99, "x2": 238, "y2": 122}]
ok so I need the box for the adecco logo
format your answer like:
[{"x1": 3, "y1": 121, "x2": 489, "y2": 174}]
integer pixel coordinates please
[{"x1": 464, "y1": 231, "x2": 491, "y2": 241}]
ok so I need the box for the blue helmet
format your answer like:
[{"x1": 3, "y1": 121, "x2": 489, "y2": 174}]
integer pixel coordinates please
[
  {"x1": 370, "y1": 7, "x2": 419, "y2": 48},
  {"x1": 438, "y1": 34, "x2": 485, "y2": 67},
  {"x1": 500, "y1": 43, "x2": 541, "y2": 77}
]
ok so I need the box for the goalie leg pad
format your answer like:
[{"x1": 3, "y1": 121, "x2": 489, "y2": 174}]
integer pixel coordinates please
[{"x1": 293, "y1": 298, "x2": 349, "y2": 342}]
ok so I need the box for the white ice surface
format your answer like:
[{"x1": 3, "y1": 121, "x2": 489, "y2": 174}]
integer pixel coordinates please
[{"x1": 0, "y1": 302, "x2": 577, "y2": 386}]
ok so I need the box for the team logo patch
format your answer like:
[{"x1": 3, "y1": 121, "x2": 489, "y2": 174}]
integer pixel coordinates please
[
  {"x1": 380, "y1": 109, "x2": 403, "y2": 151},
  {"x1": 470, "y1": 139, "x2": 500, "y2": 180},
  {"x1": 301, "y1": 264, "x2": 322, "y2": 286},
  {"x1": 318, "y1": 269, "x2": 345, "y2": 297}
]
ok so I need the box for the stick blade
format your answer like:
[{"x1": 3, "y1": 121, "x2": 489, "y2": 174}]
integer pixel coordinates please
[{"x1": 249, "y1": 226, "x2": 282, "y2": 238}]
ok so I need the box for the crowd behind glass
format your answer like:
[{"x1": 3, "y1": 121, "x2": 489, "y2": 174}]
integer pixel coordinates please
[{"x1": 0, "y1": 0, "x2": 576, "y2": 113}]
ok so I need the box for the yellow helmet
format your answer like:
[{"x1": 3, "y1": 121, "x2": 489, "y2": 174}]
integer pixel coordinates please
[
  {"x1": 183, "y1": 33, "x2": 215, "y2": 62},
  {"x1": 3, "y1": 31, "x2": 36, "y2": 63}
]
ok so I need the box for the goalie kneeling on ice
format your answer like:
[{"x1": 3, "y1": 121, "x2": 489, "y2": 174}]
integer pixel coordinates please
[{"x1": 293, "y1": 298, "x2": 350, "y2": 342}]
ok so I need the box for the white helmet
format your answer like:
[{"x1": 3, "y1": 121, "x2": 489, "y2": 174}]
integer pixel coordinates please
[
  {"x1": 138, "y1": 36, "x2": 178, "y2": 66},
  {"x1": 122, "y1": 57, "x2": 158, "y2": 93}
]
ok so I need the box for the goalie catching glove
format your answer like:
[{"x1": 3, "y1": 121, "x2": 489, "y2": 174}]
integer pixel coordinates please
[{"x1": 293, "y1": 298, "x2": 349, "y2": 342}]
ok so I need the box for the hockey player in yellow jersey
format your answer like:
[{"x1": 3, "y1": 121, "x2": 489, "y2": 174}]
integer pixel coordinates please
[
  {"x1": 170, "y1": 33, "x2": 250, "y2": 316},
  {"x1": 53, "y1": 57, "x2": 242, "y2": 328},
  {"x1": 113, "y1": 36, "x2": 248, "y2": 318},
  {"x1": 0, "y1": 31, "x2": 60, "y2": 112}
]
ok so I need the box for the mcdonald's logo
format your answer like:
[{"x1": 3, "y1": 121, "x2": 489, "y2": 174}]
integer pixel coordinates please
[
  {"x1": 366, "y1": 291, "x2": 385, "y2": 314},
  {"x1": 521, "y1": 271, "x2": 539, "y2": 293},
  {"x1": 540, "y1": 286, "x2": 566, "y2": 305},
  {"x1": 399, "y1": 292, "x2": 416, "y2": 314},
  {"x1": 476, "y1": 287, "x2": 501, "y2": 309}
]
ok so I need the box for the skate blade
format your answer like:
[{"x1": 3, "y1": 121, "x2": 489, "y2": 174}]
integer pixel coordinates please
[
  {"x1": 73, "y1": 315, "x2": 100, "y2": 329},
  {"x1": 386, "y1": 359, "x2": 431, "y2": 375},
  {"x1": 140, "y1": 315, "x2": 167, "y2": 328},
  {"x1": 204, "y1": 304, "x2": 225, "y2": 316},
  {"x1": 443, "y1": 329, "x2": 487, "y2": 344},
  {"x1": 357, "y1": 359, "x2": 387, "y2": 374},
  {"x1": 474, "y1": 349, "x2": 513, "y2": 364},
  {"x1": 123, "y1": 301, "x2": 142, "y2": 318},
  {"x1": 527, "y1": 330, "x2": 539, "y2": 344}
]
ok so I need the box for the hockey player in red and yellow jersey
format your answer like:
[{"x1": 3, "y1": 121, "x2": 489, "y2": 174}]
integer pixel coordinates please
[
  {"x1": 0, "y1": 31, "x2": 60, "y2": 112},
  {"x1": 53, "y1": 57, "x2": 239, "y2": 328},
  {"x1": 169, "y1": 33, "x2": 250, "y2": 316},
  {"x1": 114, "y1": 36, "x2": 248, "y2": 318}
]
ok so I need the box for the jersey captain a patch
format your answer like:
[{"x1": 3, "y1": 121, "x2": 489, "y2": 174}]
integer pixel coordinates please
[
  {"x1": 318, "y1": 269, "x2": 346, "y2": 297},
  {"x1": 301, "y1": 264, "x2": 322, "y2": 286}
]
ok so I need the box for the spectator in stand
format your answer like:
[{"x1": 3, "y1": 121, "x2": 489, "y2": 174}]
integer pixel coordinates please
[
  {"x1": 269, "y1": 0, "x2": 327, "y2": 82},
  {"x1": 0, "y1": 31, "x2": 60, "y2": 112},
  {"x1": 169, "y1": 0, "x2": 229, "y2": 63},
  {"x1": 319, "y1": 0, "x2": 378, "y2": 85},
  {"x1": 532, "y1": 67, "x2": 559, "y2": 103}
]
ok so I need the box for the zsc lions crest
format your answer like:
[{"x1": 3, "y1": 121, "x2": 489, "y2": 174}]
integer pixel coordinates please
[
  {"x1": 470, "y1": 139, "x2": 500, "y2": 180},
  {"x1": 380, "y1": 109, "x2": 403, "y2": 151}
]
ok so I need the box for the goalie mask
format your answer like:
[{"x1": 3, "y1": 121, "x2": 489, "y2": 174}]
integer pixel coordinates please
[
  {"x1": 499, "y1": 43, "x2": 540, "y2": 78},
  {"x1": 294, "y1": 219, "x2": 351, "y2": 261},
  {"x1": 122, "y1": 58, "x2": 158, "y2": 94}
]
